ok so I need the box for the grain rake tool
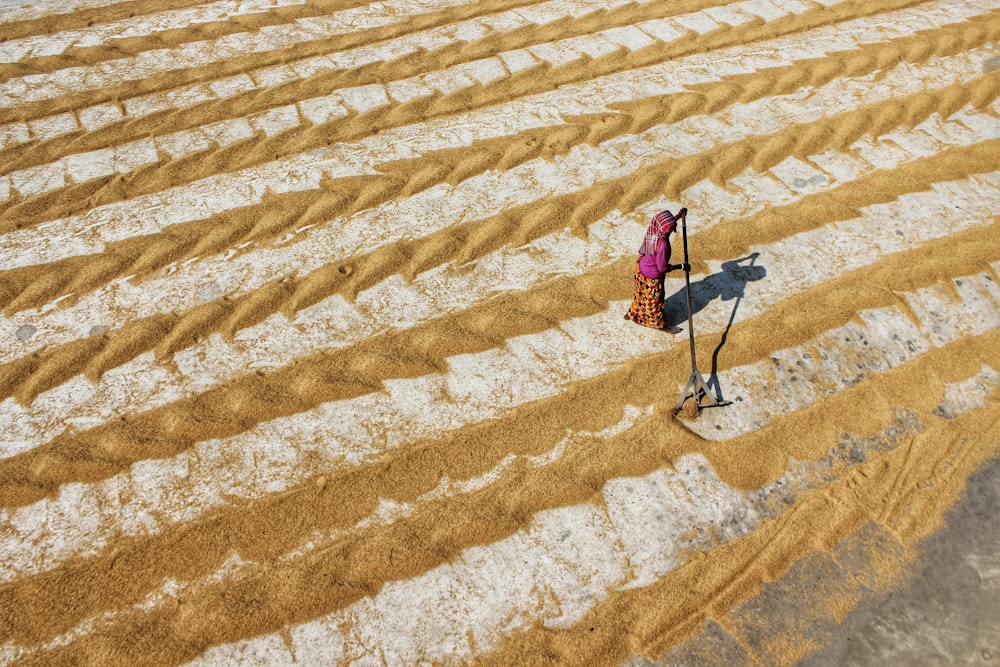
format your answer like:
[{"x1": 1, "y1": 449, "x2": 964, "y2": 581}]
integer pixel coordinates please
[{"x1": 675, "y1": 208, "x2": 721, "y2": 414}]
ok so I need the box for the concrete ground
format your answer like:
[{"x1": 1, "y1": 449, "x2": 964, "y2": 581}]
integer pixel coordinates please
[
  {"x1": 627, "y1": 452, "x2": 1000, "y2": 667},
  {"x1": 799, "y1": 453, "x2": 1000, "y2": 667},
  {"x1": 2, "y1": 0, "x2": 999, "y2": 662}
]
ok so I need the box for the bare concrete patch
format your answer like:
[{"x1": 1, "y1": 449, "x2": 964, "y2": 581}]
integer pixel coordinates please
[{"x1": 799, "y1": 454, "x2": 1000, "y2": 667}]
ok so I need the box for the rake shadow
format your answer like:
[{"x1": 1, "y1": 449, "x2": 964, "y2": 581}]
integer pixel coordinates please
[{"x1": 664, "y1": 253, "x2": 767, "y2": 403}]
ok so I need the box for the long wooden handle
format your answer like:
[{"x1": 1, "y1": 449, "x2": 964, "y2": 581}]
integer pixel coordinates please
[{"x1": 679, "y1": 209, "x2": 698, "y2": 374}]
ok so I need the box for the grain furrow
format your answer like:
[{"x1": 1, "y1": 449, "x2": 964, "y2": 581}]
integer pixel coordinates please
[
  {"x1": 4, "y1": 0, "x2": 976, "y2": 166},
  {"x1": 0, "y1": 71, "x2": 997, "y2": 421},
  {"x1": 7, "y1": 302, "x2": 999, "y2": 665},
  {"x1": 0, "y1": 0, "x2": 210, "y2": 38},
  {"x1": 1, "y1": 167, "x2": 996, "y2": 586},
  {"x1": 2, "y1": 8, "x2": 996, "y2": 300},
  {"x1": 0, "y1": 0, "x2": 958, "y2": 226},
  {"x1": 473, "y1": 394, "x2": 1000, "y2": 666},
  {"x1": 0, "y1": 209, "x2": 995, "y2": 614},
  {"x1": 0, "y1": 0, "x2": 729, "y2": 125},
  {"x1": 0, "y1": 0, "x2": 311, "y2": 67},
  {"x1": 193, "y1": 369, "x2": 1000, "y2": 667},
  {"x1": 1, "y1": 0, "x2": 984, "y2": 245}
]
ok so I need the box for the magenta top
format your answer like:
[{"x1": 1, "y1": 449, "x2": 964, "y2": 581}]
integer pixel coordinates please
[{"x1": 638, "y1": 237, "x2": 672, "y2": 279}]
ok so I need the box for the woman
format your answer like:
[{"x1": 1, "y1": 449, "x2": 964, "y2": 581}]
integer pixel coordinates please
[{"x1": 624, "y1": 208, "x2": 687, "y2": 331}]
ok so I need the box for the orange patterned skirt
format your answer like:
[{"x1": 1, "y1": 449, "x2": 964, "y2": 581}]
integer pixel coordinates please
[{"x1": 624, "y1": 260, "x2": 666, "y2": 330}]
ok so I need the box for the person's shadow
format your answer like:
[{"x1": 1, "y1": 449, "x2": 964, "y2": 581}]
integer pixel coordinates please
[{"x1": 663, "y1": 253, "x2": 766, "y2": 403}]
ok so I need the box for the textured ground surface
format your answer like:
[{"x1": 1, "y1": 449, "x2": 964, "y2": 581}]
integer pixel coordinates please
[
  {"x1": 799, "y1": 453, "x2": 1000, "y2": 667},
  {"x1": 0, "y1": 0, "x2": 999, "y2": 664}
]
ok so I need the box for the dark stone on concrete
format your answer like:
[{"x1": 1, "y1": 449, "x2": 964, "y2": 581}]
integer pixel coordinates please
[{"x1": 15, "y1": 324, "x2": 36, "y2": 341}]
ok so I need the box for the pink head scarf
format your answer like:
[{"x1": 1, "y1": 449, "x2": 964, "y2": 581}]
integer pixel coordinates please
[{"x1": 639, "y1": 210, "x2": 677, "y2": 255}]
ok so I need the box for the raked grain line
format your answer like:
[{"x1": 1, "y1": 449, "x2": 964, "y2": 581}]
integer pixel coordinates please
[
  {"x1": 0, "y1": 0, "x2": 681, "y2": 76},
  {"x1": 1, "y1": 0, "x2": 988, "y2": 234},
  {"x1": 11, "y1": 319, "x2": 1000, "y2": 665},
  {"x1": 187, "y1": 364, "x2": 1000, "y2": 667},
  {"x1": 0, "y1": 0, "x2": 964, "y2": 225},
  {"x1": 2, "y1": 227, "x2": 998, "y2": 652},
  {"x1": 0, "y1": 158, "x2": 995, "y2": 583},
  {"x1": 0, "y1": 0, "x2": 986, "y2": 263},
  {"x1": 1, "y1": 103, "x2": 997, "y2": 457},
  {"x1": 5, "y1": 310, "x2": 992, "y2": 664},
  {"x1": 3, "y1": 12, "x2": 996, "y2": 289},
  {"x1": 0, "y1": 0, "x2": 314, "y2": 65},
  {"x1": 0, "y1": 198, "x2": 996, "y2": 591},
  {"x1": 0, "y1": 0, "x2": 840, "y2": 198},
  {"x1": 0, "y1": 99, "x2": 997, "y2": 472},
  {"x1": 0, "y1": 0, "x2": 985, "y2": 180},
  {"x1": 1, "y1": 51, "x2": 995, "y2": 375},
  {"x1": 0, "y1": 0, "x2": 213, "y2": 31},
  {"x1": 0, "y1": 0, "x2": 888, "y2": 156},
  {"x1": 1, "y1": 116, "x2": 998, "y2": 454},
  {"x1": 0, "y1": 0, "x2": 706, "y2": 121},
  {"x1": 477, "y1": 398, "x2": 1000, "y2": 666}
]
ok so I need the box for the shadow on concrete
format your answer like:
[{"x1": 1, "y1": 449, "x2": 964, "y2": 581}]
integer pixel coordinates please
[{"x1": 664, "y1": 253, "x2": 766, "y2": 403}]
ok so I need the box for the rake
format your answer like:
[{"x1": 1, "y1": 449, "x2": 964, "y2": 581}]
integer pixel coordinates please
[{"x1": 675, "y1": 208, "x2": 720, "y2": 414}]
